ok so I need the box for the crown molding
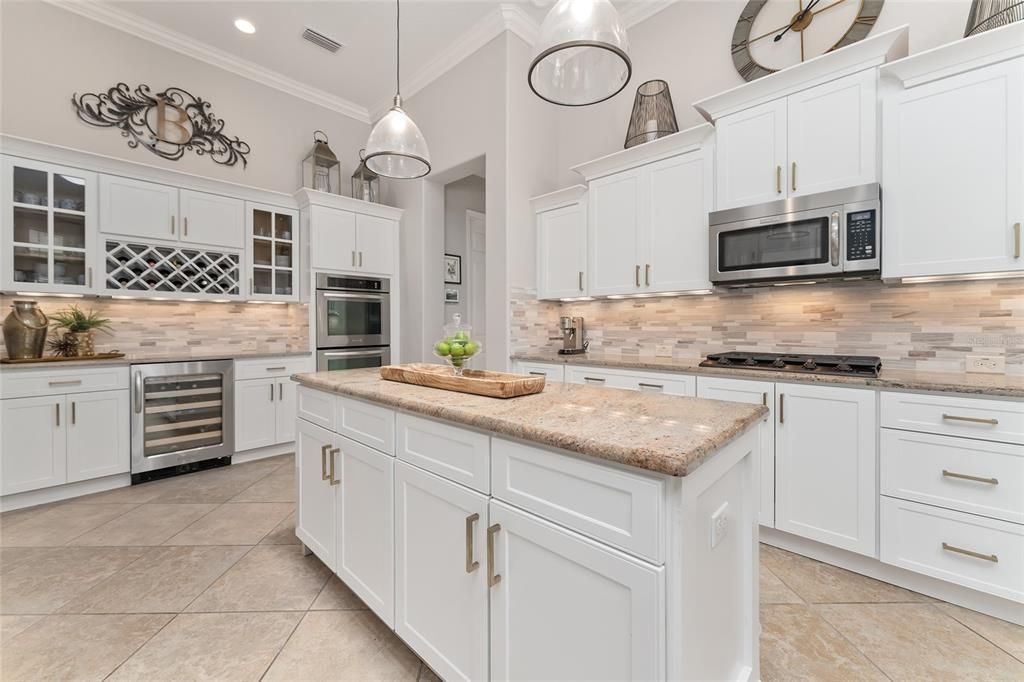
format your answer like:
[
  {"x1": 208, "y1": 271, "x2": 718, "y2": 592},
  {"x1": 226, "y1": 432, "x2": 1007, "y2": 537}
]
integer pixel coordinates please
[
  {"x1": 619, "y1": 1, "x2": 677, "y2": 28},
  {"x1": 571, "y1": 123, "x2": 714, "y2": 181},
  {"x1": 44, "y1": 0, "x2": 371, "y2": 124}
]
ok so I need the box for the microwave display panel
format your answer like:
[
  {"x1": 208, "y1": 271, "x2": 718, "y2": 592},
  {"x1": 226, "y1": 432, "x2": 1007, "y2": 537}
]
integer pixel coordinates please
[
  {"x1": 718, "y1": 217, "x2": 830, "y2": 272},
  {"x1": 846, "y1": 210, "x2": 877, "y2": 261}
]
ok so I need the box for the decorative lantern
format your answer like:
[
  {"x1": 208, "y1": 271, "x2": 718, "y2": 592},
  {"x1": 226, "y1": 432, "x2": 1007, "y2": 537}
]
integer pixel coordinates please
[
  {"x1": 624, "y1": 80, "x2": 679, "y2": 149},
  {"x1": 963, "y1": 0, "x2": 1023, "y2": 36},
  {"x1": 351, "y1": 152, "x2": 380, "y2": 203},
  {"x1": 302, "y1": 130, "x2": 341, "y2": 194}
]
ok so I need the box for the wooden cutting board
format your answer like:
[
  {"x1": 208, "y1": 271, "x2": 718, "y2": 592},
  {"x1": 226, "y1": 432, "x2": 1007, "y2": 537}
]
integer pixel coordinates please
[{"x1": 380, "y1": 363, "x2": 545, "y2": 399}]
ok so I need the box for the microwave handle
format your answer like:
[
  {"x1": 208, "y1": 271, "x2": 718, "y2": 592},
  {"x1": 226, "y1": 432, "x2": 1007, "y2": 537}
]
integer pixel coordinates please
[{"x1": 830, "y1": 211, "x2": 840, "y2": 267}]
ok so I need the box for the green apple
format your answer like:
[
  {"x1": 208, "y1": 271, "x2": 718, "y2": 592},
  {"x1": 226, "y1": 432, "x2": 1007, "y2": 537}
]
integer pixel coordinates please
[
  {"x1": 454, "y1": 331, "x2": 469, "y2": 341},
  {"x1": 434, "y1": 341, "x2": 451, "y2": 356},
  {"x1": 450, "y1": 344, "x2": 465, "y2": 357},
  {"x1": 464, "y1": 341, "x2": 479, "y2": 356}
]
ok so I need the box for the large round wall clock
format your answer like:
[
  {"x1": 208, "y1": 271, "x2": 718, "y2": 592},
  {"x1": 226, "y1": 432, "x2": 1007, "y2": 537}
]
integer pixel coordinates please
[{"x1": 731, "y1": 0, "x2": 885, "y2": 82}]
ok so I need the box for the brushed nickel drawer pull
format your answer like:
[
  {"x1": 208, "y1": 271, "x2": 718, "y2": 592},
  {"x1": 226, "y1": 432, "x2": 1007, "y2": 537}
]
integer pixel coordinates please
[
  {"x1": 942, "y1": 470, "x2": 999, "y2": 485},
  {"x1": 487, "y1": 523, "x2": 502, "y2": 587},
  {"x1": 583, "y1": 376, "x2": 605, "y2": 383},
  {"x1": 328, "y1": 448, "x2": 340, "y2": 486},
  {"x1": 942, "y1": 413, "x2": 998, "y2": 426},
  {"x1": 321, "y1": 444, "x2": 331, "y2": 481},
  {"x1": 465, "y1": 513, "x2": 480, "y2": 573},
  {"x1": 638, "y1": 382, "x2": 663, "y2": 390},
  {"x1": 48, "y1": 379, "x2": 82, "y2": 386},
  {"x1": 942, "y1": 542, "x2": 998, "y2": 563},
  {"x1": 266, "y1": 366, "x2": 287, "y2": 372},
  {"x1": 528, "y1": 371, "x2": 546, "y2": 376}
]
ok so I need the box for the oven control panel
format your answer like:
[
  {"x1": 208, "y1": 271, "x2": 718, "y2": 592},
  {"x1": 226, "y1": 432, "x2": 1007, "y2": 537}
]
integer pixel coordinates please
[{"x1": 846, "y1": 210, "x2": 877, "y2": 261}]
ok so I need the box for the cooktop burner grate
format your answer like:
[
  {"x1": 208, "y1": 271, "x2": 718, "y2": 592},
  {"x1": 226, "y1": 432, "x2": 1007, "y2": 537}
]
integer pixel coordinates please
[{"x1": 700, "y1": 352, "x2": 882, "y2": 378}]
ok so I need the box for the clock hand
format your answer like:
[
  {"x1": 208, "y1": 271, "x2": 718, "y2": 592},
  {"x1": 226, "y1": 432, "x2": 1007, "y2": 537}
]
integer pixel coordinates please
[
  {"x1": 810, "y1": 0, "x2": 848, "y2": 16},
  {"x1": 774, "y1": 0, "x2": 824, "y2": 42}
]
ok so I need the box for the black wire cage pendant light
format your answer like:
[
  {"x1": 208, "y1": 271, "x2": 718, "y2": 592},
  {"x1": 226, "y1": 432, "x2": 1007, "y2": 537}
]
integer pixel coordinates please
[
  {"x1": 528, "y1": 0, "x2": 632, "y2": 107},
  {"x1": 363, "y1": 0, "x2": 432, "y2": 179},
  {"x1": 623, "y1": 80, "x2": 679, "y2": 149}
]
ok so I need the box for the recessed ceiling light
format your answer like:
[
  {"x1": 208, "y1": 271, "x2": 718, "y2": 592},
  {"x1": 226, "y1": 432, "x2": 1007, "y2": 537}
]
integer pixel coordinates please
[{"x1": 234, "y1": 18, "x2": 256, "y2": 34}]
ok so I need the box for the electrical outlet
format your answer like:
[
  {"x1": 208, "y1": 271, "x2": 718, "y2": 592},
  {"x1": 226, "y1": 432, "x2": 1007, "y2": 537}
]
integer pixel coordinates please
[
  {"x1": 710, "y1": 502, "x2": 729, "y2": 549},
  {"x1": 655, "y1": 345, "x2": 673, "y2": 357},
  {"x1": 965, "y1": 355, "x2": 1005, "y2": 374}
]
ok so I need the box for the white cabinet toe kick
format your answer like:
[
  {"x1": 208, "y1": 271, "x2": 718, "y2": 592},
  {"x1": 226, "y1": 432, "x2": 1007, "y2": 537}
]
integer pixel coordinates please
[{"x1": 295, "y1": 385, "x2": 762, "y2": 681}]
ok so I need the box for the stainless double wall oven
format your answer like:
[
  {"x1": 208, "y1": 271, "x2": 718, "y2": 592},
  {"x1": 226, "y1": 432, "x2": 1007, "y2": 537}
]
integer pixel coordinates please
[{"x1": 315, "y1": 273, "x2": 392, "y2": 370}]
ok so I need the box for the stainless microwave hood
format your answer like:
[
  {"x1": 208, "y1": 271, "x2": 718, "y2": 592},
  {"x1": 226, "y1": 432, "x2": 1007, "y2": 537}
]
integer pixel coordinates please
[{"x1": 709, "y1": 184, "x2": 881, "y2": 286}]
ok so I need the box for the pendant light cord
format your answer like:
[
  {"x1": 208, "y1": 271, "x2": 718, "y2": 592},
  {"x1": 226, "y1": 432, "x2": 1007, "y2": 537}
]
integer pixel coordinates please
[{"x1": 395, "y1": 0, "x2": 401, "y2": 99}]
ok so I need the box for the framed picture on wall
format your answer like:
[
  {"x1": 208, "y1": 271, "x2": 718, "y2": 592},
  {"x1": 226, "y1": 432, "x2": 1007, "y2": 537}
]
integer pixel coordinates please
[
  {"x1": 444, "y1": 288, "x2": 460, "y2": 304},
  {"x1": 444, "y1": 254, "x2": 462, "y2": 284}
]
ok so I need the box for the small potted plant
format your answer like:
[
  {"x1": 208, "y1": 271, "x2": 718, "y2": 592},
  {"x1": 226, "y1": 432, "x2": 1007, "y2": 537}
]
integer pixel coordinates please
[{"x1": 50, "y1": 305, "x2": 112, "y2": 357}]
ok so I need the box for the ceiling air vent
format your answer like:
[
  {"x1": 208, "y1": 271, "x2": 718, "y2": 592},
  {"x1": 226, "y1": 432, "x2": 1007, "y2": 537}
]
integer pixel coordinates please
[{"x1": 302, "y1": 28, "x2": 344, "y2": 53}]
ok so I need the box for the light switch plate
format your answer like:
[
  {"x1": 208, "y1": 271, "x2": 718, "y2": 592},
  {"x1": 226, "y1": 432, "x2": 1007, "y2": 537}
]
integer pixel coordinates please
[{"x1": 965, "y1": 355, "x2": 1005, "y2": 374}]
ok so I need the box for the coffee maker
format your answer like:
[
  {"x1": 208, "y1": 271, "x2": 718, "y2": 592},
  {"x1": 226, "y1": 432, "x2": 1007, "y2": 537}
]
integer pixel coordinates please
[{"x1": 549, "y1": 316, "x2": 588, "y2": 355}]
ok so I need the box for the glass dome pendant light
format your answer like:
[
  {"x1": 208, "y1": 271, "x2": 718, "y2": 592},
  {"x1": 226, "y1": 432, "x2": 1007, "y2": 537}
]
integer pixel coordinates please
[
  {"x1": 362, "y1": 0, "x2": 431, "y2": 179},
  {"x1": 528, "y1": 0, "x2": 632, "y2": 107}
]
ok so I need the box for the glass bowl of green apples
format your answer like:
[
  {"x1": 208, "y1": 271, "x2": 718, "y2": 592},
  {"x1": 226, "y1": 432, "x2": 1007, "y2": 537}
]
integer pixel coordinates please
[{"x1": 433, "y1": 313, "x2": 481, "y2": 376}]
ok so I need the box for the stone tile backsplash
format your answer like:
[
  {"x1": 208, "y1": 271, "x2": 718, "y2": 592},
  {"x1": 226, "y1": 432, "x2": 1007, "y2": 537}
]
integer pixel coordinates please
[
  {"x1": 510, "y1": 279, "x2": 1024, "y2": 375},
  {"x1": 0, "y1": 296, "x2": 309, "y2": 359}
]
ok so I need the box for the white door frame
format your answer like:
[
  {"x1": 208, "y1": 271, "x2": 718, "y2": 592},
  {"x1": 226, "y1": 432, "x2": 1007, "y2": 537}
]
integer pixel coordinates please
[{"x1": 465, "y1": 209, "x2": 486, "y2": 367}]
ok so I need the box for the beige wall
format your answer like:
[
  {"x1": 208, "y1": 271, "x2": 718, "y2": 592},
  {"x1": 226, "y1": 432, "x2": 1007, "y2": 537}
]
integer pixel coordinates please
[
  {"x1": 511, "y1": 279, "x2": 1024, "y2": 376},
  {"x1": 0, "y1": 1, "x2": 369, "y2": 194},
  {"x1": 0, "y1": 296, "x2": 308, "y2": 359},
  {"x1": 551, "y1": 0, "x2": 973, "y2": 185}
]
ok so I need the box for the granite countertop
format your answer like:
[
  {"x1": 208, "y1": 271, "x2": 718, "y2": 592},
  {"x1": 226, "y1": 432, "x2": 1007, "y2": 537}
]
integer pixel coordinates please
[
  {"x1": 292, "y1": 367, "x2": 768, "y2": 477},
  {"x1": 0, "y1": 349, "x2": 311, "y2": 370},
  {"x1": 512, "y1": 352, "x2": 1024, "y2": 399}
]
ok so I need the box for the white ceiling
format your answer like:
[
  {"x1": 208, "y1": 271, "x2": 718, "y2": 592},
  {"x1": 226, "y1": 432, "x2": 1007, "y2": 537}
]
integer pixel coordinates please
[{"x1": 102, "y1": 1, "x2": 548, "y2": 118}]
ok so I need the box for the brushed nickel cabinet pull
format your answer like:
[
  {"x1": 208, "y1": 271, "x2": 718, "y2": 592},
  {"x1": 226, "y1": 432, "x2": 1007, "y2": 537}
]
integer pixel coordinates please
[
  {"x1": 270, "y1": 383, "x2": 275, "y2": 402},
  {"x1": 528, "y1": 371, "x2": 546, "y2": 376},
  {"x1": 321, "y1": 444, "x2": 331, "y2": 481},
  {"x1": 762, "y1": 392, "x2": 767, "y2": 406},
  {"x1": 1014, "y1": 222, "x2": 1021, "y2": 259},
  {"x1": 645, "y1": 264, "x2": 651, "y2": 286},
  {"x1": 942, "y1": 469, "x2": 998, "y2": 485},
  {"x1": 71, "y1": 401, "x2": 76, "y2": 426},
  {"x1": 942, "y1": 542, "x2": 998, "y2": 563},
  {"x1": 465, "y1": 513, "x2": 480, "y2": 573},
  {"x1": 942, "y1": 413, "x2": 998, "y2": 426},
  {"x1": 184, "y1": 216, "x2": 189, "y2": 237},
  {"x1": 487, "y1": 523, "x2": 502, "y2": 587},
  {"x1": 791, "y1": 162, "x2": 797, "y2": 192},
  {"x1": 87, "y1": 266, "x2": 93, "y2": 288},
  {"x1": 352, "y1": 251, "x2": 357, "y2": 267},
  {"x1": 266, "y1": 366, "x2": 287, "y2": 372},
  {"x1": 171, "y1": 216, "x2": 175, "y2": 235},
  {"x1": 779, "y1": 393, "x2": 785, "y2": 424},
  {"x1": 776, "y1": 166, "x2": 782, "y2": 194},
  {"x1": 638, "y1": 382, "x2": 663, "y2": 391},
  {"x1": 55, "y1": 402, "x2": 60, "y2": 427},
  {"x1": 578, "y1": 271, "x2": 584, "y2": 291},
  {"x1": 279, "y1": 383, "x2": 283, "y2": 401},
  {"x1": 583, "y1": 376, "x2": 605, "y2": 383},
  {"x1": 329, "y1": 448, "x2": 340, "y2": 486},
  {"x1": 359, "y1": 251, "x2": 363, "y2": 267},
  {"x1": 48, "y1": 379, "x2": 82, "y2": 387},
  {"x1": 635, "y1": 264, "x2": 641, "y2": 287},
  {"x1": 249, "y1": 278, "x2": 254, "y2": 295}
]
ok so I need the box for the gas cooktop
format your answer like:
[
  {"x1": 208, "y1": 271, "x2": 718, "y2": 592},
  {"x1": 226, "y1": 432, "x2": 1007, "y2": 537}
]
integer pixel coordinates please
[{"x1": 700, "y1": 352, "x2": 882, "y2": 378}]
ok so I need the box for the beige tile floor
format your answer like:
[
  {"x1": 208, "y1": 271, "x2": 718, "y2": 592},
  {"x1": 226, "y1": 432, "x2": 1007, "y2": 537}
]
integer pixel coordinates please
[{"x1": 1, "y1": 455, "x2": 1021, "y2": 681}]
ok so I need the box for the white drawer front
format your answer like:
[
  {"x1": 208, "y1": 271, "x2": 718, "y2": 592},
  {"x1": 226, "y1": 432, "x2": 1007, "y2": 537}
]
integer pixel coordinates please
[
  {"x1": 881, "y1": 429, "x2": 1024, "y2": 524},
  {"x1": 0, "y1": 366, "x2": 130, "y2": 399},
  {"x1": 565, "y1": 365, "x2": 695, "y2": 396},
  {"x1": 337, "y1": 396, "x2": 395, "y2": 455},
  {"x1": 880, "y1": 392, "x2": 1024, "y2": 445},
  {"x1": 235, "y1": 355, "x2": 312, "y2": 380},
  {"x1": 396, "y1": 413, "x2": 490, "y2": 493},
  {"x1": 880, "y1": 496, "x2": 1024, "y2": 603},
  {"x1": 491, "y1": 438, "x2": 664, "y2": 564},
  {"x1": 297, "y1": 385, "x2": 335, "y2": 431},
  {"x1": 515, "y1": 362, "x2": 565, "y2": 383}
]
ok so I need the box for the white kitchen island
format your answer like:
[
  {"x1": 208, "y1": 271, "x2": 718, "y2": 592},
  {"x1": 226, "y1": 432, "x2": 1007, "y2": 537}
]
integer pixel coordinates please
[{"x1": 291, "y1": 367, "x2": 767, "y2": 682}]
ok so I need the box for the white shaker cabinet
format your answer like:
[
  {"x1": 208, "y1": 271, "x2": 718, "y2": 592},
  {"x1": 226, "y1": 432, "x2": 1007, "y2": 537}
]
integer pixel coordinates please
[
  {"x1": 0, "y1": 395, "x2": 66, "y2": 495},
  {"x1": 178, "y1": 189, "x2": 244, "y2": 249},
  {"x1": 354, "y1": 214, "x2": 396, "y2": 275},
  {"x1": 488, "y1": 500, "x2": 664, "y2": 682},
  {"x1": 696, "y1": 376, "x2": 775, "y2": 528},
  {"x1": 99, "y1": 175, "x2": 178, "y2": 241},
  {"x1": 335, "y1": 435, "x2": 395, "y2": 627},
  {"x1": 301, "y1": 193, "x2": 402, "y2": 276},
  {"x1": 714, "y1": 99, "x2": 787, "y2": 211},
  {"x1": 308, "y1": 205, "x2": 356, "y2": 272},
  {"x1": 881, "y1": 56, "x2": 1023, "y2": 279},
  {"x1": 296, "y1": 418, "x2": 337, "y2": 569},
  {"x1": 775, "y1": 383, "x2": 877, "y2": 557},
  {"x1": 395, "y1": 462, "x2": 489, "y2": 682},
  {"x1": 588, "y1": 168, "x2": 642, "y2": 296},
  {"x1": 234, "y1": 378, "x2": 278, "y2": 452},
  {"x1": 534, "y1": 186, "x2": 587, "y2": 300},
  {"x1": 65, "y1": 390, "x2": 130, "y2": 483}
]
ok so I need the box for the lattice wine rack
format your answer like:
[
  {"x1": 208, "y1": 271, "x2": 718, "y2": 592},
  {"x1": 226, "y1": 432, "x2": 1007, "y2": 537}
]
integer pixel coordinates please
[{"x1": 105, "y1": 240, "x2": 241, "y2": 297}]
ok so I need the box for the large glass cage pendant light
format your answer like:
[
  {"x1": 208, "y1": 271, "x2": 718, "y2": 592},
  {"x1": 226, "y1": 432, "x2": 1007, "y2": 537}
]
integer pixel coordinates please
[
  {"x1": 528, "y1": 0, "x2": 632, "y2": 106},
  {"x1": 363, "y1": 0, "x2": 431, "y2": 179}
]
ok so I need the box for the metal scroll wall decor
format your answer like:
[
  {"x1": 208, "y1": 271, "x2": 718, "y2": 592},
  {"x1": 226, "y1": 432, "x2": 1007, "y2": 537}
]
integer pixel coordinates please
[{"x1": 71, "y1": 83, "x2": 251, "y2": 168}]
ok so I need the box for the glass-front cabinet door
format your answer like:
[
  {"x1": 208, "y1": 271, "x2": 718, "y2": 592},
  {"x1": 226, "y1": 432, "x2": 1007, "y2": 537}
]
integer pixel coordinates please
[
  {"x1": 245, "y1": 202, "x2": 298, "y2": 301},
  {"x1": 1, "y1": 157, "x2": 98, "y2": 294}
]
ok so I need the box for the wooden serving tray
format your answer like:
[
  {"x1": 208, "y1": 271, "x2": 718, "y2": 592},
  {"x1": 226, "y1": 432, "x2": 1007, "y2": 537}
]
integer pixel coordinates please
[
  {"x1": 380, "y1": 363, "x2": 545, "y2": 399},
  {"x1": 1, "y1": 352, "x2": 126, "y2": 364}
]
